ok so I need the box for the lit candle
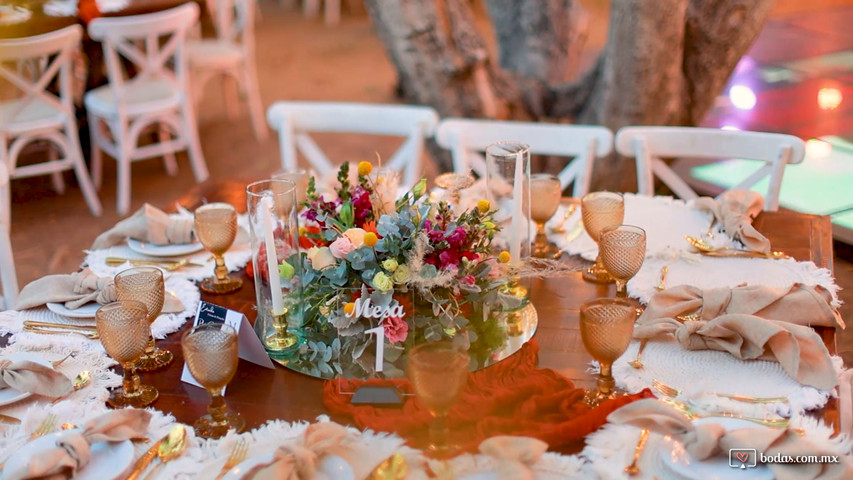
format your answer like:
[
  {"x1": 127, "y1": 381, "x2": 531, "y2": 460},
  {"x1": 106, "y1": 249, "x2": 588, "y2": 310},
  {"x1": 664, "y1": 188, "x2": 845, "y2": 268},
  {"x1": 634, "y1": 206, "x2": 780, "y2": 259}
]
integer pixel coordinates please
[
  {"x1": 261, "y1": 196, "x2": 285, "y2": 316},
  {"x1": 508, "y1": 151, "x2": 524, "y2": 263}
]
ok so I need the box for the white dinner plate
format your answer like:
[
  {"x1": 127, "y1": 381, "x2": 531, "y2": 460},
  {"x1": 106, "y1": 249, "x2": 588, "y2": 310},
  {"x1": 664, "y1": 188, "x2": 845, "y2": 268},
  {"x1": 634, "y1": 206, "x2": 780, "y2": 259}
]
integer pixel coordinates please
[
  {"x1": 0, "y1": 428, "x2": 133, "y2": 480},
  {"x1": 46, "y1": 302, "x2": 100, "y2": 319},
  {"x1": 221, "y1": 453, "x2": 353, "y2": 480},
  {"x1": 659, "y1": 417, "x2": 773, "y2": 480},
  {"x1": 127, "y1": 238, "x2": 204, "y2": 257},
  {"x1": 0, "y1": 352, "x2": 52, "y2": 406}
]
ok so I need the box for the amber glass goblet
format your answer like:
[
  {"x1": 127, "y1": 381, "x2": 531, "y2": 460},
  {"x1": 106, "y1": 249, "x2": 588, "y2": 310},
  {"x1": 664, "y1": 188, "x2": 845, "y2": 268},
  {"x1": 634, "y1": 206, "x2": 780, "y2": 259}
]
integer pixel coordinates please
[
  {"x1": 96, "y1": 301, "x2": 159, "y2": 408},
  {"x1": 434, "y1": 171, "x2": 475, "y2": 208},
  {"x1": 581, "y1": 192, "x2": 625, "y2": 283},
  {"x1": 407, "y1": 341, "x2": 469, "y2": 458},
  {"x1": 600, "y1": 225, "x2": 647, "y2": 298},
  {"x1": 579, "y1": 298, "x2": 636, "y2": 407},
  {"x1": 528, "y1": 174, "x2": 562, "y2": 258},
  {"x1": 115, "y1": 267, "x2": 172, "y2": 371},
  {"x1": 182, "y1": 323, "x2": 245, "y2": 439},
  {"x1": 195, "y1": 202, "x2": 243, "y2": 294}
]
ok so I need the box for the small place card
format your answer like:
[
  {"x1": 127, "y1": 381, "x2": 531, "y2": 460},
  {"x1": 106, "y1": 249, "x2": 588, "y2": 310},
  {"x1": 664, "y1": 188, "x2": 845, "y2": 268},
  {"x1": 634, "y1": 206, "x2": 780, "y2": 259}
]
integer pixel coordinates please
[{"x1": 181, "y1": 301, "x2": 275, "y2": 390}]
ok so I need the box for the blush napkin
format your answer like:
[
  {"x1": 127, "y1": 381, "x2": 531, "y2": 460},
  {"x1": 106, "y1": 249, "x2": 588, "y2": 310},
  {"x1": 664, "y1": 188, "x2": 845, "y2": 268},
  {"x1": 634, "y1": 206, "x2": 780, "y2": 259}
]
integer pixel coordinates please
[
  {"x1": 90, "y1": 203, "x2": 194, "y2": 250},
  {"x1": 608, "y1": 399, "x2": 853, "y2": 480},
  {"x1": 693, "y1": 189, "x2": 770, "y2": 253},
  {"x1": 0, "y1": 358, "x2": 72, "y2": 397}
]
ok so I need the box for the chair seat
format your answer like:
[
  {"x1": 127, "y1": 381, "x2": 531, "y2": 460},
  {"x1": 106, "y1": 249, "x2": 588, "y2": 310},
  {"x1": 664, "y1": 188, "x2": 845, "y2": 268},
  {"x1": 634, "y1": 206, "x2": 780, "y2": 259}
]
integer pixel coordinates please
[
  {"x1": 0, "y1": 98, "x2": 66, "y2": 133},
  {"x1": 187, "y1": 39, "x2": 244, "y2": 68},
  {"x1": 84, "y1": 78, "x2": 182, "y2": 118}
]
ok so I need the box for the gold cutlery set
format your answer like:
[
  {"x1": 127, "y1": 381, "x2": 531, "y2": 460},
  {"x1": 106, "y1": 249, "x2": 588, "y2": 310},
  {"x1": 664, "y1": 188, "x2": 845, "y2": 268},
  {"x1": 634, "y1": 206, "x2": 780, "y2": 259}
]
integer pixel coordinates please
[
  {"x1": 22, "y1": 320, "x2": 99, "y2": 339},
  {"x1": 105, "y1": 257, "x2": 203, "y2": 271}
]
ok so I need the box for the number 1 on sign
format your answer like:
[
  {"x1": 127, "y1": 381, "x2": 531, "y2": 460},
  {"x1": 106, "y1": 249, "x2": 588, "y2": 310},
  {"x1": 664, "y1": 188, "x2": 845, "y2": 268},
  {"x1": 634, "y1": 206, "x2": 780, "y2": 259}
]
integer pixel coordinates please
[{"x1": 365, "y1": 326, "x2": 384, "y2": 373}]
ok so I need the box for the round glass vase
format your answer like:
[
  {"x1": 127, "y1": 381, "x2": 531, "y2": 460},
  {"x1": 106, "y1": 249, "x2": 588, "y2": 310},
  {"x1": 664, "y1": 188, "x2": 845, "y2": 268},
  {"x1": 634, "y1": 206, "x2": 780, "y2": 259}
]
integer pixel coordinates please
[{"x1": 246, "y1": 179, "x2": 303, "y2": 360}]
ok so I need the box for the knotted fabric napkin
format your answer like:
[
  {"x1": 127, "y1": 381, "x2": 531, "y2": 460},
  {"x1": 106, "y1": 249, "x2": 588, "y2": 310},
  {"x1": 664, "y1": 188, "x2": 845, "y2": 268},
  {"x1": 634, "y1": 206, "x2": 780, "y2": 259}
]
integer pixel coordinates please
[
  {"x1": 240, "y1": 422, "x2": 389, "y2": 480},
  {"x1": 2, "y1": 409, "x2": 151, "y2": 480},
  {"x1": 91, "y1": 203, "x2": 195, "y2": 250},
  {"x1": 640, "y1": 283, "x2": 844, "y2": 329},
  {"x1": 694, "y1": 190, "x2": 770, "y2": 253},
  {"x1": 838, "y1": 369, "x2": 853, "y2": 439},
  {"x1": 0, "y1": 359, "x2": 72, "y2": 397},
  {"x1": 633, "y1": 312, "x2": 837, "y2": 390},
  {"x1": 14, "y1": 268, "x2": 184, "y2": 313},
  {"x1": 609, "y1": 399, "x2": 853, "y2": 480},
  {"x1": 324, "y1": 340, "x2": 654, "y2": 453},
  {"x1": 15, "y1": 268, "x2": 116, "y2": 310},
  {"x1": 478, "y1": 436, "x2": 548, "y2": 480}
]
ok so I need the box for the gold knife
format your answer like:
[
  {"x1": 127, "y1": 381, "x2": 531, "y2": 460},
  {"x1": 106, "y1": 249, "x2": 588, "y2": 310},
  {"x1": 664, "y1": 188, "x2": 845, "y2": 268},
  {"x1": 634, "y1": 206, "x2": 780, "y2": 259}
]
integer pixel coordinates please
[
  {"x1": 23, "y1": 321, "x2": 97, "y2": 331},
  {"x1": 126, "y1": 438, "x2": 164, "y2": 480},
  {"x1": 106, "y1": 257, "x2": 204, "y2": 268},
  {"x1": 0, "y1": 413, "x2": 20, "y2": 425},
  {"x1": 564, "y1": 221, "x2": 585, "y2": 243}
]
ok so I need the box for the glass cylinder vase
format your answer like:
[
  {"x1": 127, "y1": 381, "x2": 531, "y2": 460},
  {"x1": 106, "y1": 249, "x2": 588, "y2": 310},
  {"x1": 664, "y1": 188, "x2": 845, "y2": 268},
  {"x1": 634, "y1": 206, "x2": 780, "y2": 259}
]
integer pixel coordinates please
[{"x1": 246, "y1": 179, "x2": 302, "y2": 359}]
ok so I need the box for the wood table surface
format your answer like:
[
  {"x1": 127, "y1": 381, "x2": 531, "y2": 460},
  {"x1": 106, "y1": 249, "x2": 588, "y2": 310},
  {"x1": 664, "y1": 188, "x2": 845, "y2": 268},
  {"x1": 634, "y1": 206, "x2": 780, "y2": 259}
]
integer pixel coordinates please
[{"x1": 144, "y1": 180, "x2": 840, "y2": 439}]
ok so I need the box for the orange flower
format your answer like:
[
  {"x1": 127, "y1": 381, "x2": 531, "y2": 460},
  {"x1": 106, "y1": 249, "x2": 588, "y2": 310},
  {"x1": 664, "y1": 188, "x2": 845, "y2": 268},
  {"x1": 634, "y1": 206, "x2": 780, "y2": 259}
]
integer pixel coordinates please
[
  {"x1": 362, "y1": 220, "x2": 380, "y2": 237},
  {"x1": 344, "y1": 302, "x2": 355, "y2": 317}
]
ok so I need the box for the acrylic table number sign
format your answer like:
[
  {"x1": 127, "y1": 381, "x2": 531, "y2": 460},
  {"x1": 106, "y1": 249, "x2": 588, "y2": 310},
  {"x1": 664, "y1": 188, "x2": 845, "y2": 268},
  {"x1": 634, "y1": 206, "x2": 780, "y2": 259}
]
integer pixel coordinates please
[{"x1": 180, "y1": 301, "x2": 274, "y2": 390}]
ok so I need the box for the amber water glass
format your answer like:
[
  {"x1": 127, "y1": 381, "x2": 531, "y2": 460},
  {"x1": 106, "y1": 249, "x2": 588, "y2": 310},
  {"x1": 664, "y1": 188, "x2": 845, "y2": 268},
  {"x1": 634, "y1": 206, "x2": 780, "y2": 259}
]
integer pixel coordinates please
[
  {"x1": 195, "y1": 202, "x2": 243, "y2": 294},
  {"x1": 115, "y1": 267, "x2": 172, "y2": 371},
  {"x1": 528, "y1": 174, "x2": 562, "y2": 258},
  {"x1": 581, "y1": 192, "x2": 625, "y2": 283},
  {"x1": 579, "y1": 298, "x2": 636, "y2": 407},
  {"x1": 600, "y1": 225, "x2": 647, "y2": 298},
  {"x1": 407, "y1": 341, "x2": 469, "y2": 457},
  {"x1": 96, "y1": 301, "x2": 159, "y2": 408},
  {"x1": 182, "y1": 323, "x2": 245, "y2": 438},
  {"x1": 434, "y1": 171, "x2": 475, "y2": 208}
]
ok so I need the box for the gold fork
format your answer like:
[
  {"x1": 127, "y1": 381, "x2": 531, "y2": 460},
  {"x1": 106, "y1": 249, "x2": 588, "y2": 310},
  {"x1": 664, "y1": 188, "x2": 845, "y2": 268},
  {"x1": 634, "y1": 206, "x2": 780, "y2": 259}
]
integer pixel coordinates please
[
  {"x1": 657, "y1": 396, "x2": 791, "y2": 429},
  {"x1": 655, "y1": 265, "x2": 668, "y2": 291},
  {"x1": 653, "y1": 379, "x2": 789, "y2": 405},
  {"x1": 29, "y1": 414, "x2": 59, "y2": 441},
  {"x1": 22, "y1": 326, "x2": 99, "y2": 340},
  {"x1": 50, "y1": 353, "x2": 73, "y2": 368},
  {"x1": 214, "y1": 437, "x2": 249, "y2": 480}
]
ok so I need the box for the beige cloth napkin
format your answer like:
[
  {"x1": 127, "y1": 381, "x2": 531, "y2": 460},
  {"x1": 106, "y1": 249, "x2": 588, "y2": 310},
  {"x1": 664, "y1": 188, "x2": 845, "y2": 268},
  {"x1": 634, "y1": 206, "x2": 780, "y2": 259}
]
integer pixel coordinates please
[
  {"x1": 694, "y1": 190, "x2": 770, "y2": 253},
  {"x1": 478, "y1": 436, "x2": 548, "y2": 480},
  {"x1": 838, "y1": 369, "x2": 853, "y2": 439},
  {"x1": 91, "y1": 204, "x2": 195, "y2": 250},
  {"x1": 3, "y1": 409, "x2": 151, "y2": 480},
  {"x1": 634, "y1": 312, "x2": 837, "y2": 390},
  {"x1": 640, "y1": 283, "x2": 844, "y2": 329},
  {"x1": 0, "y1": 359, "x2": 72, "y2": 397},
  {"x1": 14, "y1": 268, "x2": 184, "y2": 313},
  {"x1": 609, "y1": 399, "x2": 852, "y2": 480}
]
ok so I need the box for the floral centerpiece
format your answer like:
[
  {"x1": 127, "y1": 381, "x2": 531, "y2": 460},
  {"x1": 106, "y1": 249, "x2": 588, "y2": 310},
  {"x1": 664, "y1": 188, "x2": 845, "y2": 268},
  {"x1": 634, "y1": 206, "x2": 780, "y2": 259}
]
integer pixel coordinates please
[{"x1": 279, "y1": 162, "x2": 514, "y2": 379}]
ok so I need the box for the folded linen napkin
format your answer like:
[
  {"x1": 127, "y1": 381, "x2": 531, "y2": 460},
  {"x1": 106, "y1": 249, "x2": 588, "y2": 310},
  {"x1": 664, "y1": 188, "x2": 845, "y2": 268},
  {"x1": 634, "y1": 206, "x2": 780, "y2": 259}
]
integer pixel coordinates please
[
  {"x1": 640, "y1": 283, "x2": 844, "y2": 329},
  {"x1": 838, "y1": 369, "x2": 853, "y2": 438},
  {"x1": 633, "y1": 312, "x2": 837, "y2": 390},
  {"x1": 14, "y1": 268, "x2": 184, "y2": 313},
  {"x1": 241, "y1": 422, "x2": 385, "y2": 480},
  {"x1": 2, "y1": 409, "x2": 151, "y2": 480},
  {"x1": 478, "y1": 436, "x2": 547, "y2": 480},
  {"x1": 91, "y1": 204, "x2": 195, "y2": 250},
  {"x1": 693, "y1": 189, "x2": 770, "y2": 253},
  {"x1": 0, "y1": 359, "x2": 72, "y2": 397},
  {"x1": 608, "y1": 399, "x2": 853, "y2": 480}
]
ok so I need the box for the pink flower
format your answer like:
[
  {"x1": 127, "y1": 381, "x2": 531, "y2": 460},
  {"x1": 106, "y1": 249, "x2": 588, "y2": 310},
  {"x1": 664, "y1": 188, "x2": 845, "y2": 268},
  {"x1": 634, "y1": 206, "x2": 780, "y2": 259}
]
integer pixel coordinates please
[
  {"x1": 328, "y1": 236, "x2": 356, "y2": 259},
  {"x1": 460, "y1": 274, "x2": 476, "y2": 286},
  {"x1": 382, "y1": 315, "x2": 409, "y2": 344}
]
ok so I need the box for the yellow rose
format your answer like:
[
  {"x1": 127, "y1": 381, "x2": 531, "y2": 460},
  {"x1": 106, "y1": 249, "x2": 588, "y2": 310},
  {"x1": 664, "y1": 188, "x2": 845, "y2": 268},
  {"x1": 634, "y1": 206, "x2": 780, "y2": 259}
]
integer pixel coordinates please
[
  {"x1": 307, "y1": 246, "x2": 336, "y2": 271},
  {"x1": 343, "y1": 228, "x2": 366, "y2": 247},
  {"x1": 363, "y1": 232, "x2": 378, "y2": 247},
  {"x1": 358, "y1": 161, "x2": 373, "y2": 176},
  {"x1": 372, "y1": 271, "x2": 394, "y2": 292},
  {"x1": 382, "y1": 258, "x2": 399, "y2": 272},
  {"x1": 393, "y1": 264, "x2": 412, "y2": 284},
  {"x1": 477, "y1": 199, "x2": 490, "y2": 213},
  {"x1": 498, "y1": 251, "x2": 511, "y2": 263}
]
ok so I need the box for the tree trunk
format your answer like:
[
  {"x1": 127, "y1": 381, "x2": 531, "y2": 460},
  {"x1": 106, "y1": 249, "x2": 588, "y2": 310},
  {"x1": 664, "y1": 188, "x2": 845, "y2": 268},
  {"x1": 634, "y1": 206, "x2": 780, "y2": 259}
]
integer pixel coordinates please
[{"x1": 365, "y1": 0, "x2": 773, "y2": 191}]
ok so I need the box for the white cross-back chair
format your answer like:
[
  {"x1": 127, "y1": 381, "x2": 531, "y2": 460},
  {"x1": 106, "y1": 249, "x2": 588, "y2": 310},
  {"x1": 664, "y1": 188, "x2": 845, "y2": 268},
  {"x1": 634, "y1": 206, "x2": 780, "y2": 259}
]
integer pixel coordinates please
[
  {"x1": 615, "y1": 126, "x2": 805, "y2": 212},
  {"x1": 266, "y1": 102, "x2": 440, "y2": 189},
  {"x1": 189, "y1": 0, "x2": 267, "y2": 141},
  {"x1": 435, "y1": 118, "x2": 613, "y2": 198},
  {"x1": 86, "y1": 3, "x2": 209, "y2": 215},
  {"x1": 0, "y1": 25, "x2": 102, "y2": 216},
  {"x1": 0, "y1": 161, "x2": 16, "y2": 310}
]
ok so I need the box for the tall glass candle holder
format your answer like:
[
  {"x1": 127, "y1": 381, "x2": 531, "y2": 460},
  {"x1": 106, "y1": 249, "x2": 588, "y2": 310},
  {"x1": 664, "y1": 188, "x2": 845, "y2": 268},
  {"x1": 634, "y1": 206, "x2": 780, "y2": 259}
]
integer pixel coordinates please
[
  {"x1": 485, "y1": 141, "x2": 531, "y2": 307},
  {"x1": 246, "y1": 179, "x2": 302, "y2": 359}
]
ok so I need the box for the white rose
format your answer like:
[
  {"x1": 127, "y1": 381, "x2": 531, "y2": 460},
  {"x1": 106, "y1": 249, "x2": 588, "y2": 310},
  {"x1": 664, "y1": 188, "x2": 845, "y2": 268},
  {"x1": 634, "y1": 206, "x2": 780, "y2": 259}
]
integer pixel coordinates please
[
  {"x1": 343, "y1": 228, "x2": 367, "y2": 247},
  {"x1": 307, "y1": 246, "x2": 336, "y2": 271}
]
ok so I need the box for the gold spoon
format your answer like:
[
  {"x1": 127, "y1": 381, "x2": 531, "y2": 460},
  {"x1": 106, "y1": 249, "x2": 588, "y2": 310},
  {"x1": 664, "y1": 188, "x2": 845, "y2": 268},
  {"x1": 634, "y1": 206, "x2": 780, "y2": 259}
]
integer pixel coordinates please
[
  {"x1": 684, "y1": 235, "x2": 790, "y2": 259},
  {"x1": 549, "y1": 203, "x2": 578, "y2": 234},
  {"x1": 628, "y1": 340, "x2": 648, "y2": 369},
  {"x1": 143, "y1": 425, "x2": 188, "y2": 480},
  {"x1": 52, "y1": 370, "x2": 92, "y2": 404}
]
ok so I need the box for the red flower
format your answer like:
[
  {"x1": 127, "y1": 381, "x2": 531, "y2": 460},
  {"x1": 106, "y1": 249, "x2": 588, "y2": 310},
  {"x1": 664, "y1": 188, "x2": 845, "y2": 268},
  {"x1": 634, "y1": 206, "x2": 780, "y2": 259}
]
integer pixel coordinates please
[
  {"x1": 382, "y1": 315, "x2": 409, "y2": 344},
  {"x1": 299, "y1": 226, "x2": 325, "y2": 249}
]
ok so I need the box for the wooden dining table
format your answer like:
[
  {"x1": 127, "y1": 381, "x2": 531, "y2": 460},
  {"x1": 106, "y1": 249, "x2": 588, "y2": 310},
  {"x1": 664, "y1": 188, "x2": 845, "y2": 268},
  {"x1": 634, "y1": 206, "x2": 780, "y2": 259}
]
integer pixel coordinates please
[{"x1": 123, "y1": 179, "x2": 840, "y2": 452}]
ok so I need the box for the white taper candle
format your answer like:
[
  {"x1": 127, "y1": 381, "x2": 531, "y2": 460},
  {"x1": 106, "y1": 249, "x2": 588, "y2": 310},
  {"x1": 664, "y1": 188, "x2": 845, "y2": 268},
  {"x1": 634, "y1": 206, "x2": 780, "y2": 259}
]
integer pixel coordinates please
[{"x1": 260, "y1": 196, "x2": 285, "y2": 315}]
